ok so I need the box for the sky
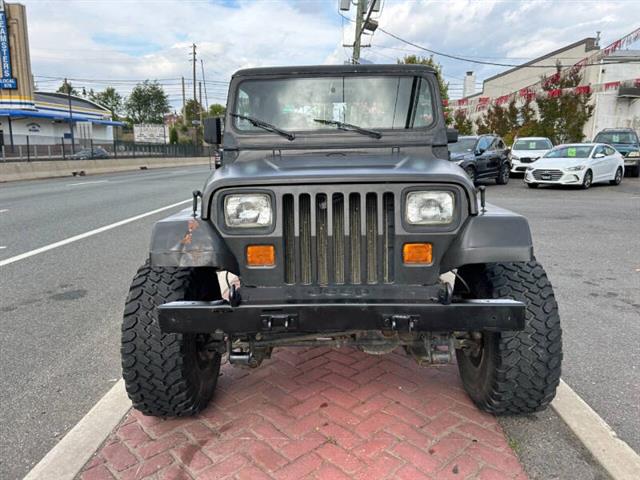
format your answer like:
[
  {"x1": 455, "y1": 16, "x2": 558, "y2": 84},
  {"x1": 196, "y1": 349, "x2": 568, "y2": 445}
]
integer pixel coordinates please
[{"x1": 21, "y1": 0, "x2": 640, "y2": 108}]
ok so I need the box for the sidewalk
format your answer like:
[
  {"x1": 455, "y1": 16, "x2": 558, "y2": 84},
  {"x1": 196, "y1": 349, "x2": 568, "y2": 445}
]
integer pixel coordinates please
[{"x1": 80, "y1": 347, "x2": 527, "y2": 480}]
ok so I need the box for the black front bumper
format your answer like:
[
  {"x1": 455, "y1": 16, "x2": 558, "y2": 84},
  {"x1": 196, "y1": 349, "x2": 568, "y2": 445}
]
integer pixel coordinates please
[{"x1": 158, "y1": 299, "x2": 525, "y2": 335}]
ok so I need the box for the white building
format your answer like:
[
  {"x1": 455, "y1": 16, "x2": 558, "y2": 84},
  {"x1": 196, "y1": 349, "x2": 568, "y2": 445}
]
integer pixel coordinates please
[
  {"x1": 455, "y1": 37, "x2": 640, "y2": 139},
  {"x1": 1, "y1": 91, "x2": 122, "y2": 148}
]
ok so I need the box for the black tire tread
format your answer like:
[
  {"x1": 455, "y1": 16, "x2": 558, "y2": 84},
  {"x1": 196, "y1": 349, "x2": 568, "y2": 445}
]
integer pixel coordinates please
[
  {"x1": 121, "y1": 264, "x2": 221, "y2": 417},
  {"x1": 457, "y1": 260, "x2": 562, "y2": 415}
]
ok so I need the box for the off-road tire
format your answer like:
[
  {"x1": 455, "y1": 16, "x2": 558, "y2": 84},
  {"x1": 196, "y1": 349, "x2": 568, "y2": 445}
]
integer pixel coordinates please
[
  {"x1": 496, "y1": 163, "x2": 510, "y2": 185},
  {"x1": 455, "y1": 261, "x2": 562, "y2": 414},
  {"x1": 121, "y1": 264, "x2": 222, "y2": 417}
]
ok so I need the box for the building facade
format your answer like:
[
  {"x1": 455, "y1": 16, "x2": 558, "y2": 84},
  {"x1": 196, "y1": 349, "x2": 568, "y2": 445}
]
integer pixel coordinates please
[
  {"x1": 454, "y1": 36, "x2": 640, "y2": 140},
  {"x1": 0, "y1": 1, "x2": 121, "y2": 153}
]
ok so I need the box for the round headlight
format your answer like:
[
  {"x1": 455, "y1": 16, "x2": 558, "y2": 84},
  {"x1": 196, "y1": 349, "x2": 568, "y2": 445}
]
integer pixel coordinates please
[
  {"x1": 224, "y1": 194, "x2": 272, "y2": 228},
  {"x1": 406, "y1": 191, "x2": 455, "y2": 225}
]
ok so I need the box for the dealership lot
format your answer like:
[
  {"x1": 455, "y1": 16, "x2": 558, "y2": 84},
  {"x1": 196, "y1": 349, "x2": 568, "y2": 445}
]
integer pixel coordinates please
[{"x1": 0, "y1": 167, "x2": 638, "y2": 479}]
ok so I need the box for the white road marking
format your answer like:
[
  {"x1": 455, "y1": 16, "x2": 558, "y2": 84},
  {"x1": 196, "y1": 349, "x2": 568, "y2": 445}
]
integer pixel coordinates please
[
  {"x1": 23, "y1": 380, "x2": 130, "y2": 480},
  {"x1": 552, "y1": 380, "x2": 640, "y2": 480},
  {"x1": 67, "y1": 180, "x2": 109, "y2": 186},
  {"x1": 0, "y1": 209, "x2": 8, "y2": 213},
  {"x1": 0, "y1": 199, "x2": 190, "y2": 268},
  {"x1": 0, "y1": 246, "x2": 6, "y2": 250}
]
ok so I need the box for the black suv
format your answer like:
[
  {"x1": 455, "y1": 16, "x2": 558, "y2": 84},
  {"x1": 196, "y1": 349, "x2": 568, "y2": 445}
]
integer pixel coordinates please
[
  {"x1": 449, "y1": 135, "x2": 511, "y2": 184},
  {"x1": 593, "y1": 128, "x2": 640, "y2": 177},
  {"x1": 120, "y1": 64, "x2": 561, "y2": 418}
]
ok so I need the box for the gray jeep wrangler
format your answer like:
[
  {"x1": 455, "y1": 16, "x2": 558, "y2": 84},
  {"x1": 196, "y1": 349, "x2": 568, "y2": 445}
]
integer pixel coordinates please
[{"x1": 121, "y1": 64, "x2": 562, "y2": 417}]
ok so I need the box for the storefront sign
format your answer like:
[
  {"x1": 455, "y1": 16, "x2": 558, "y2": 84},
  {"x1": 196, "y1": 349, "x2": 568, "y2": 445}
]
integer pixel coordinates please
[{"x1": 0, "y1": 1, "x2": 17, "y2": 89}]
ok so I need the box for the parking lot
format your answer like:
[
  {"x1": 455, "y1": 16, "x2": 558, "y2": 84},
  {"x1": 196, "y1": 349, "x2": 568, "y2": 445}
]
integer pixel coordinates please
[{"x1": 1, "y1": 167, "x2": 638, "y2": 479}]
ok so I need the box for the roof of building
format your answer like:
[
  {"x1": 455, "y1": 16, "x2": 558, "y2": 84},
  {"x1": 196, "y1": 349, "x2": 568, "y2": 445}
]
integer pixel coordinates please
[
  {"x1": 34, "y1": 92, "x2": 110, "y2": 115},
  {"x1": 483, "y1": 37, "x2": 599, "y2": 84}
]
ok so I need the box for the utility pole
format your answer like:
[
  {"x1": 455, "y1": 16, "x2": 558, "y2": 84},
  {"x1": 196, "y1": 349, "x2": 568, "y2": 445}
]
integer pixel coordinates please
[
  {"x1": 191, "y1": 43, "x2": 197, "y2": 103},
  {"x1": 181, "y1": 76, "x2": 187, "y2": 127},
  {"x1": 199, "y1": 81, "x2": 204, "y2": 145},
  {"x1": 200, "y1": 59, "x2": 209, "y2": 111},
  {"x1": 352, "y1": 0, "x2": 365, "y2": 64}
]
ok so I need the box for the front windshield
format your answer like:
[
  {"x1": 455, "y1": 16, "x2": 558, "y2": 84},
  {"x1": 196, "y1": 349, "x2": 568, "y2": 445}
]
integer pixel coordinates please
[
  {"x1": 449, "y1": 137, "x2": 477, "y2": 154},
  {"x1": 513, "y1": 139, "x2": 552, "y2": 150},
  {"x1": 544, "y1": 146, "x2": 593, "y2": 159},
  {"x1": 233, "y1": 75, "x2": 434, "y2": 132},
  {"x1": 594, "y1": 132, "x2": 636, "y2": 144}
]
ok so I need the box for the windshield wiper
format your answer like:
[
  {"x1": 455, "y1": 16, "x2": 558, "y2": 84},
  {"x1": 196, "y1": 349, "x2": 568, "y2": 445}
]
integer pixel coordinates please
[
  {"x1": 313, "y1": 119, "x2": 382, "y2": 139},
  {"x1": 230, "y1": 113, "x2": 295, "y2": 141}
]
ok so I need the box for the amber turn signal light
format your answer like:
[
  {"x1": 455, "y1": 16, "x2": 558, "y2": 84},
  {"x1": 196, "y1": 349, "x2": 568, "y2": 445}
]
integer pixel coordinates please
[
  {"x1": 246, "y1": 245, "x2": 275, "y2": 267},
  {"x1": 403, "y1": 243, "x2": 433, "y2": 264}
]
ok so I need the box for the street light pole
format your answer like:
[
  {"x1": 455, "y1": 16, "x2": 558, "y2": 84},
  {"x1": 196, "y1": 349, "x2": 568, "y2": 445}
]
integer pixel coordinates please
[{"x1": 65, "y1": 78, "x2": 75, "y2": 153}]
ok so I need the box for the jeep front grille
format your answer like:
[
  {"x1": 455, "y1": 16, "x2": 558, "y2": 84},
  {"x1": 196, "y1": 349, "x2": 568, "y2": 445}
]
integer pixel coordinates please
[{"x1": 283, "y1": 192, "x2": 395, "y2": 285}]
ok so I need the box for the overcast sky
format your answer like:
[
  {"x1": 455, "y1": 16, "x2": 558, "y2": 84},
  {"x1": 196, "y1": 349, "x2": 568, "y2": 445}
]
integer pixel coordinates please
[{"x1": 22, "y1": 0, "x2": 640, "y2": 107}]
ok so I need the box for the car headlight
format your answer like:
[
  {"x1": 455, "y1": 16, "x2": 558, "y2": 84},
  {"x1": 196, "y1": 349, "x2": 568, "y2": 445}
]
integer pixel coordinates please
[
  {"x1": 567, "y1": 165, "x2": 585, "y2": 171},
  {"x1": 511, "y1": 154, "x2": 519, "y2": 161},
  {"x1": 628, "y1": 151, "x2": 640, "y2": 157},
  {"x1": 224, "y1": 193, "x2": 272, "y2": 228},
  {"x1": 406, "y1": 191, "x2": 455, "y2": 225}
]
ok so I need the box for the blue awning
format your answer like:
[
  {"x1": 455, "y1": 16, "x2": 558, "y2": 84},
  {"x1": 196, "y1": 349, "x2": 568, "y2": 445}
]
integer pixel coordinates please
[{"x1": 0, "y1": 109, "x2": 125, "y2": 126}]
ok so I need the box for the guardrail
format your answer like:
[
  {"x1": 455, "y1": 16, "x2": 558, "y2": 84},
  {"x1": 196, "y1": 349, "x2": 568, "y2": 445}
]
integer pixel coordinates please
[{"x1": 0, "y1": 135, "x2": 215, "y2": 161}]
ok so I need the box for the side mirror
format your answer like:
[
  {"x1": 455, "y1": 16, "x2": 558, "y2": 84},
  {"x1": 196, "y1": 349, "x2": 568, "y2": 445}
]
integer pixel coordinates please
[
  {"x1": 475, "y1": 147, "x2": 485, "y2": 156},
  {"x1": 204, "y1": 117, "x2": 223, "y2": 145},
  {"x1": 593, "y1": 153, "x2": 605, "y2": 158},
  {"x1": 446, "y1": 128, "x2": 458, "y2": 144}
]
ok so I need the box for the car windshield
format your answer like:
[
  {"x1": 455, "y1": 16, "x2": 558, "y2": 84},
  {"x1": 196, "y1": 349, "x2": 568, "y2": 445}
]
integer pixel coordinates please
[
  {"x1": 544, "y1": 146, "x2": 593, "y2": 159},
  {"x1": 449, "y1": 137, "x2": 477, "y2": 153},
  {"x1": 233, "y1": 75, "x2": 435, "y2": 132},
  {"x1": 513, "y1": 139, "x2": 552, "y2": 150},
  {"x1": 594, "y1": 132, "x2": 636, "y2": 144}
]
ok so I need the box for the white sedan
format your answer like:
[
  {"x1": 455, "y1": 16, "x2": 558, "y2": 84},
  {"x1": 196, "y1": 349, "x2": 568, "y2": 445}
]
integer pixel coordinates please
[
  {"x1": 524, "y1": 143, "x2": 624, "y2": 189},
  {"x1": 510, "y1": 137, "x2": 553, "y2": 173}
]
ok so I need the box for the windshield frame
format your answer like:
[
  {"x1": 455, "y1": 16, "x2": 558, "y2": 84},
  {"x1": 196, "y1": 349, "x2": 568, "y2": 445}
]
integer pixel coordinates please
[
  {"x1": 227, "y1": 73, "x2": 439, "y2": 139},
  {"x1": 593, "y1": 131, "x2": 638, "y2": 145},
  {"x1": 543, "y1": 145, "x2": 594, "y2": 159},
  {"x1": 513, "y1": 138, "x2": 553, "y2": 151}
]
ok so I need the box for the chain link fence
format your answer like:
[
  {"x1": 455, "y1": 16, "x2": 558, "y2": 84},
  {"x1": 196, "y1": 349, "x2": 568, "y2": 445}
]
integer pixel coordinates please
[{"x1": 0, "y1": 134, "x2": 215, "y2": 161}]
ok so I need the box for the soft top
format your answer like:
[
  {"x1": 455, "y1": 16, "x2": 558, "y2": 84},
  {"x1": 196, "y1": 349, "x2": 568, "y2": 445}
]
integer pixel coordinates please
[{"x1": 232, "y1": 64, "x2": 436, "y2": 78}]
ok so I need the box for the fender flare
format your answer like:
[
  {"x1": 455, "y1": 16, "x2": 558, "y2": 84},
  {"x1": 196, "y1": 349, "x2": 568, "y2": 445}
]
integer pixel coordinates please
[
  {"x1": 149, "y1": 208, "x2": 238, "y2": 272},
  {"x1": 441, "y1": 203, "x2": 533, "y2": 271}
]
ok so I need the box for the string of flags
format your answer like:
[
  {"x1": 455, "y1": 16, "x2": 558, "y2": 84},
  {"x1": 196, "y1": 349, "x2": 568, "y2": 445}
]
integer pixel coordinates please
[{"x1": 448, "y1": 26, "x2": 640, "y2": 112}]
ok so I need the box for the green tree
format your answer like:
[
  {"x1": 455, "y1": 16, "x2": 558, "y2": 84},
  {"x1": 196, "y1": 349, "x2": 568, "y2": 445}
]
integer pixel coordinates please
[
  {"x1": 453, "y1": 109, "x2": 473, "y2": 135},
  {"x1": 474, "y1": 100, "x2": 521, "y2": 143},
  {"x1": 124, "y1": 81, "x2": 171, "y2": 124},
  {"x1": 169, "y1": 125, "x2": 179, "y2": 144},
  {"x1": 535, "y1": 67, "x2": 594, "y2": 143},
  {"x1": 397, "y1": 54, "x2": 451, "y2": 124},
  {"x1": 57, "y1": 81, "x2": 78, "y2": 95},
  {"x1": 90, "y1": 87, "x2": 124, "y2": 120},
  {"x1": 208, "y1": 103, "x2": 226, "y2": 117},
  {"x1": 184, "y1": 99, "x2": 205, "y2": 125}
]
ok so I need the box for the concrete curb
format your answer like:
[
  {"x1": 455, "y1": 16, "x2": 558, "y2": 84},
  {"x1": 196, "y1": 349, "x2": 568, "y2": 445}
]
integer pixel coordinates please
[
  {"x1": 0, "y1": 156, "x2": 211, "y2": 182},
  {"x1": 23, "y1": 380, "x2": 131, "y2": 480},
  {"x1": 552, "y1": 379, "x2": 640, "y2": 480}
]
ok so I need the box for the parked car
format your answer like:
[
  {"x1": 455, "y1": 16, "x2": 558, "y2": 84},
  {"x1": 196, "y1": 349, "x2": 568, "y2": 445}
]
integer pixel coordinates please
[
  {"x1": 510, "y1": 137, "x2": 553, "y2": 173},
  {"x1": 593, "y1": 128, "x2": 640, "y2": 177},
  {"x1": 448, "y1": 134, "x2": 511, "y2": 184},
  {"x1": 69, "y1": 147, "x2": 110, "y2": 160},
  {"x1": 524, "y1": 143, "x2": 624, "y2": 189}
]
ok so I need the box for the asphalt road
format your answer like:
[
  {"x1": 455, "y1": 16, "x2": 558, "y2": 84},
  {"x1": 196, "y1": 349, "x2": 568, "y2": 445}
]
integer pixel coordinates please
[
  {"x1": 0, "y1": 166, "x2": 214, "y2": 479},
  {"x1": 0, "y1": 166, "x2": 638, "y2": 479}
]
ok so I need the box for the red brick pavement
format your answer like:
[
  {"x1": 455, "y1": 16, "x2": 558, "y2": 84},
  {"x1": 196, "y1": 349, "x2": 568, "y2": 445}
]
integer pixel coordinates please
[{"x1": 80, "y1": 347, "x2": 527, "y2": 480}]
